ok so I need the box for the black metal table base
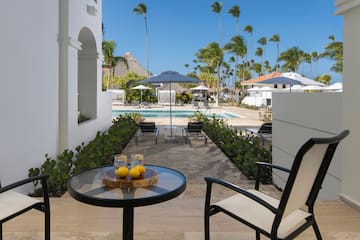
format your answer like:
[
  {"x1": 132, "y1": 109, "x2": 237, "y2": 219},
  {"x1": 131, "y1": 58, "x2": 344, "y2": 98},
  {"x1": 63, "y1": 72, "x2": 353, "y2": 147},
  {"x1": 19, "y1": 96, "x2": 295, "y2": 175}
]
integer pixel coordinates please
[{"x1": 123, "y1": 207, "x2": 134, "y2": 240}]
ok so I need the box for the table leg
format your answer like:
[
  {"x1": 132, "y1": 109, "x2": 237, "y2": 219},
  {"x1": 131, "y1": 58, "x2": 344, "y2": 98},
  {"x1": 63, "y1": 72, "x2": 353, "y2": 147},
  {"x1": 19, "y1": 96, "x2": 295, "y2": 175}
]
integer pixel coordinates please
[{"x1": 123, "y1": 207, "x2": 134, "y2": 240}]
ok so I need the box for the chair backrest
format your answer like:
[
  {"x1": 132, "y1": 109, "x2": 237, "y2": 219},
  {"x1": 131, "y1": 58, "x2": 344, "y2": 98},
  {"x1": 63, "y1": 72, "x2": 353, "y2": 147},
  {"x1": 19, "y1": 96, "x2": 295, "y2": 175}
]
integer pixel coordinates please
[
  {"x1": 275, "y1": 130, "x2": 349, "y2": 225},
  {"x1": 258, "y1": 122, "x2": 272, "y2": 134},
  {"x1": 139, "y1": 122, "x2": 156, "y2": 132},
  {"x1": 188, "y1": 122, "x2": 203, "y2": 133}
]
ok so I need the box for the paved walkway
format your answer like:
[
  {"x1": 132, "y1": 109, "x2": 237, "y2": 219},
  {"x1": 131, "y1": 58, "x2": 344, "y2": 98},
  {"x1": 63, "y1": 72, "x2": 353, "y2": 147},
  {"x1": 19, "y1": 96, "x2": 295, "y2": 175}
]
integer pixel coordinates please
[{"x1": 123, "y1": 125, "x2": 278, "y2": 199}]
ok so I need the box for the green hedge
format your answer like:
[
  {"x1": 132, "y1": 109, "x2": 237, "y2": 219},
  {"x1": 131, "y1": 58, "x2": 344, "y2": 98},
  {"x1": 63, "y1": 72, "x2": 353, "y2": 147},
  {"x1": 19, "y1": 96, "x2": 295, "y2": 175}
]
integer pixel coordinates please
[
  {"x1": 193, "y1": 111, "x2": 272, "y2": 182},
  {"x1": 28, "y1": 114, "x2": 138, "y2": 197}
]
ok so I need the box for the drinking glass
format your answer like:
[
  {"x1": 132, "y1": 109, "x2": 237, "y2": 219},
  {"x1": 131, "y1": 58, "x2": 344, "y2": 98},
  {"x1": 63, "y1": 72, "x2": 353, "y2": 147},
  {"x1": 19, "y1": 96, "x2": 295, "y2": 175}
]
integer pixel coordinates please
[{"x1": 114, "y1": 154, "x2": 127, "y2": 169}]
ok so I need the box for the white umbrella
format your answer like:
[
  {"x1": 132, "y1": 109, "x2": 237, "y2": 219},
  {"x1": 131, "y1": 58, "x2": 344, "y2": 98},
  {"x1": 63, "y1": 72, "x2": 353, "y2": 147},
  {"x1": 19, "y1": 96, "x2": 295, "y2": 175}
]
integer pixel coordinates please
[
  {"x1": 132, "y1": 84, "x2": 152, "y2": 90},
  {"x1": 190, "y1": 85, "x2": 210, "y2": 91},
  {"x1": 191, "y1": 85, "x2": 210, "y2": 102},
  {"x1": 131, "y1": 84, "x2": 152, "y2": 105},
  {"x1": 324, "y1": 82, "x2": 343, "y2": 91},
  {"x1": 302, "y1": 85, "x2": 324, "y2": 91}
]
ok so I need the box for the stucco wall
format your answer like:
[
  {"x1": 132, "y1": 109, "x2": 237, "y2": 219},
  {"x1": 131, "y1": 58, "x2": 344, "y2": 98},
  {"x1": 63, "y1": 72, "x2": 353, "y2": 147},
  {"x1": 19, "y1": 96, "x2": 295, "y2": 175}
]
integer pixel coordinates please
[
  {"x1": 0, "y1": 1, "x2": 59, "y2": 187},
  {"x1": 272, "y1": 92, "x2": 343, "y2": 200},
  {"x1": 61, "y1": 0, "x2": 112, "y2": 151},
  {"x1": 0, "y1": 0, "x2": 112, "y2": 192},
  {"x1": 335, "y1": 0, "x2": 360, "y2": 206}
]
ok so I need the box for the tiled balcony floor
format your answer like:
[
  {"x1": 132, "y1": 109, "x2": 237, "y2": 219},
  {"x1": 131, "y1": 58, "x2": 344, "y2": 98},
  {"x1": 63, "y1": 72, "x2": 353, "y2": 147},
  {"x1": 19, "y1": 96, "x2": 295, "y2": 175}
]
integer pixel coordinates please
[{"x1": 4, "y1": 123, "x2": 360, "y2": 239}]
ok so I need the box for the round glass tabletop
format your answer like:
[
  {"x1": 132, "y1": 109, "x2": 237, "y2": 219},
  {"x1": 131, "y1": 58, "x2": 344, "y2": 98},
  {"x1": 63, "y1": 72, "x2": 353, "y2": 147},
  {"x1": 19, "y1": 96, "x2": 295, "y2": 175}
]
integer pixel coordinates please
[{"x1": 68, "y1": 165, "x2": 187, "y2": 208}]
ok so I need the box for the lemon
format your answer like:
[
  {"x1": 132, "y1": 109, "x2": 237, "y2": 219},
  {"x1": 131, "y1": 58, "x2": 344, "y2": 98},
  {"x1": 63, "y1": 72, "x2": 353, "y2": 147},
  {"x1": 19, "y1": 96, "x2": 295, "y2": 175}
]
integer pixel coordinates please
[
  {"x1": 129, "y1": 167, "x2": 141, "y2": 178},
  {"x1": 115, "y1": 166, "x2": 129, "y2": 178},
  {"x1": 136, "y1": 165, "x2": 146, "y2": 175}
]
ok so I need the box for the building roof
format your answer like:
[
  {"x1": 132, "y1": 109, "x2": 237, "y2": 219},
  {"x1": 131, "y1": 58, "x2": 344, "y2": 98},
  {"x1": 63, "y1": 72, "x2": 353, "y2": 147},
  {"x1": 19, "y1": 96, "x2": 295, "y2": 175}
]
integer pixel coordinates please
[
  {"x1": 113, "y1": 52, "x2": 149, "y2": 77},
  {"x1": 241, "y1": 72, "x2": 281, "y2": 86}
]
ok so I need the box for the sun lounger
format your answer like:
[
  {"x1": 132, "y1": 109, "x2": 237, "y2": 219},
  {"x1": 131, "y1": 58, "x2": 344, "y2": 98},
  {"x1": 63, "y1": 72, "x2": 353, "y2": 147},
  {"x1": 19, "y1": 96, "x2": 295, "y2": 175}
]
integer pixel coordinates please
[
  {"x1": 182, "y1": 122, "x2": 207, "y2": 144},
  {"x1": 136, "y1": 122, "x2": 159, "y2": 144},
  {"x1": 246, "y1": 122, "x2": 272, "y2": 145},
  {"x1": 192, "y1": 101, "x2": 200, "y2": 109}
]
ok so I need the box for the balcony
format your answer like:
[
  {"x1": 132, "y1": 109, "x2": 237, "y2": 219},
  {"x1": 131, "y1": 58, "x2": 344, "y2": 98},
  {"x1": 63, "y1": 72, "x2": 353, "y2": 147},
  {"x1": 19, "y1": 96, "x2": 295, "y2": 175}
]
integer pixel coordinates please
[{"x1": 3, "y1": 125, "x2": 360, "y2": 239}]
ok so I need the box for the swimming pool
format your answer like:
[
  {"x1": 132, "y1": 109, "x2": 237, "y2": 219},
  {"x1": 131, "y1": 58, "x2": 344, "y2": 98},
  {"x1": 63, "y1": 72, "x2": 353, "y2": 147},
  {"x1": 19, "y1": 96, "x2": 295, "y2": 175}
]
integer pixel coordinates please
[{"x1": 112, "y1": 109, "x2": 240, "y2": 119}]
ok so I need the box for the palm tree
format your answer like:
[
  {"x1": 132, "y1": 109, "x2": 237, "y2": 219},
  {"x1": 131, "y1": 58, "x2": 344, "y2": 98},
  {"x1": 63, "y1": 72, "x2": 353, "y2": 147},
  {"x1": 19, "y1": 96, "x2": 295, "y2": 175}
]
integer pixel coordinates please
[
  {"x1": 224, "y1": 35, "x2": 247, "y2": 81},
  {"x1": 184, "y1": 64, "x2": 190, "y2": 73},
  {"x1": 320, "y1": 35, "x2": 343, "y2": 74},
  {"x1": 277, "y1": 46, "x2": 303, "y2": 72},
  {"x1": 255, "y1": 47, "x2": 263, "y2": 75},
  {"x1": 133, "y1": 3, "x2": 149, "y2": 77},
  {"x1": 264, "y1": 60, "x2": 272, "y2": 74},
  {"x1": 269, "y1": 34, "x2": 280, "y2": 71},
  {"x1": 228, "y1": 5, "x2": 240, "y2": 34},
  {"x1": 102, "y1": 40, "x2": 115, "y2": 88},
  {"x1": 315, "y1": 74, "x2": 332, "y2": 85},
  {"x1": 302, "y1": 52, "x2": 312, "y2": 75},
  {"x1": 252, "y1": 63, "x2": 262, "y2": 76},
  {"x1": 224, "y1": 35, "x2": 247, "y2": 105},
  {"x1": 257, "y1": 37, "x2": 267, "y2": 74},
  {"x1": 311, "y1": 51, "x2": 320, "y2": 77},
  {"x1": 196, "y1": 42, "x2": 224, "y2": 106},
  {"x1": 102, "y1": 40, "x2": 128, "y2": 88},
  {"x1": 244, "y1": 25, "x2": 253, "y2": 62},
  {"x1": 211, "y1": 1, "x2": 223, "y2": 47}
]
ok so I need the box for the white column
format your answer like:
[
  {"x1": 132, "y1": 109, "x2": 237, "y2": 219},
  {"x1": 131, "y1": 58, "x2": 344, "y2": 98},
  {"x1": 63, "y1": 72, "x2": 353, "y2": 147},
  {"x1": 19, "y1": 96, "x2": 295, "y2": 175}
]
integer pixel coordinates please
[{"x1": 335, "y1": 0, "x2": 360, "y2": 208}]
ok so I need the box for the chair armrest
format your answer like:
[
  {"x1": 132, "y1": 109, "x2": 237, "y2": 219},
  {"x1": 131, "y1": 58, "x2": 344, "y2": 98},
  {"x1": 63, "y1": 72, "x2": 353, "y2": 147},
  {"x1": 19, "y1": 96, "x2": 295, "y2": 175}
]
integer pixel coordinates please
[
  {"x1": 0, "y1": 175, "x2": 49, "y2": 193},
  {"x1": 255, "y1": 162, "x2": 290, "y2": 190},
  {"x1": 154, "y1": 127, "x2": 159, "y2": 136},
  {"x1": 204, "y1": 177, "x2": 277, "y2": 213},
  {"x1": 256, "y1": 162, "x2": 290, "y2": 173}
]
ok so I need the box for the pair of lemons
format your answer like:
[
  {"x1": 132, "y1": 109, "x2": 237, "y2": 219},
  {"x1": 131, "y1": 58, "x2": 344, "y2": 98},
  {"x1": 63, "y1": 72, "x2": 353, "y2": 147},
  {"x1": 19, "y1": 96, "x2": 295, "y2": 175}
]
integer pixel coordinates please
[{"x1": 115, "y1": 165, "x2": 145, "y2": 178}]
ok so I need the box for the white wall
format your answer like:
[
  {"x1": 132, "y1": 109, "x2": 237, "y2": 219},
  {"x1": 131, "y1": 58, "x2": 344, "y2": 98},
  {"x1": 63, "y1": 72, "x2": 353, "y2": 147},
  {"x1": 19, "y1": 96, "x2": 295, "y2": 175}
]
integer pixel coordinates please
[
  {"x1": 335, "y1": 0, "x2": 360, "y2": 207},
  {"x1": 59, "y1": 0, "x2": 112, "y2": 151},
  {"x1": 0, "y1": 1, "x2": 59, "y2": 187},
  {"x1": 272, "y1": 93, "x2": 343, "y2": 200},
  {"x1": 0, "y1": 0, "x2": 112, "y2": 192}
]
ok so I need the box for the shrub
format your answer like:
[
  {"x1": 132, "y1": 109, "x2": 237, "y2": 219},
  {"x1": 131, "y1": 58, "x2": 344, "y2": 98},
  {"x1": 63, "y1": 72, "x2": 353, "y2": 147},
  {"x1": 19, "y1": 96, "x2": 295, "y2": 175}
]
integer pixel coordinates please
[
  {"x1": 28, "y1": 114, "x2": 138, "y2": 196},
  {"x1": 194, "y1": 112, "x2": 272, "y2": 183}
]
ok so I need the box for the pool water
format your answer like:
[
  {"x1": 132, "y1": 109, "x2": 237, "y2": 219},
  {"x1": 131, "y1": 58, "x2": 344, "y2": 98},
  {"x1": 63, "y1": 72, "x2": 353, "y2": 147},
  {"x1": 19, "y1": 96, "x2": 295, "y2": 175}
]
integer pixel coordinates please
[{"x1": 112, "y1": 109, "x2": 240, "y2": 119}]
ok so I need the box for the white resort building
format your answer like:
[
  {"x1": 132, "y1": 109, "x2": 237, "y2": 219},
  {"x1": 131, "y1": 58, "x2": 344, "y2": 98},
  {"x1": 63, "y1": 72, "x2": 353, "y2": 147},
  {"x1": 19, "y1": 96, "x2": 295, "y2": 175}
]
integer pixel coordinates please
[{"x1": 0, "y1": 0, "x2": 112, "y2": 189}]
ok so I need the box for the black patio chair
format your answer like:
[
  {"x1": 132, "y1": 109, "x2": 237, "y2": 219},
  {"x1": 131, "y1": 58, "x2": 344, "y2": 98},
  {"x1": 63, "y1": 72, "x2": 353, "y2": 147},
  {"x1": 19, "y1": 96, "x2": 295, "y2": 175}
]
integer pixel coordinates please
[
  {"x1": 182, "y1": 122, "x2": 207, "y2": 144},
  {"x1": 0, "y1": 175, "x2": 50, "y2": 240},
  {"x1": 204, "y1": 130, "x2": 349, "y2": 240},
  {"x1": 136, "y1": 122, "x2": 159, "y2": 144}
]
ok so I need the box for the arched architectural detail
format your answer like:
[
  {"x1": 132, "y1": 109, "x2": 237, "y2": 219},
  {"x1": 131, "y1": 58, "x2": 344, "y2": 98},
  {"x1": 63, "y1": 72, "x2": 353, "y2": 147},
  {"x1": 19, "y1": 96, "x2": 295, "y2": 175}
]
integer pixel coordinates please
[{"x1": 77, "y1": 27, "x2": 97, "y2": 123}]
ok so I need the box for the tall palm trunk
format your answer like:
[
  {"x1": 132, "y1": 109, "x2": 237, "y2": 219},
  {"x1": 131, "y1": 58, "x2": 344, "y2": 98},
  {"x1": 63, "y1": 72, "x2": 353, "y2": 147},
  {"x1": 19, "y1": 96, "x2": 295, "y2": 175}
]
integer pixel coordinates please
[{"x1": 145, "y1": 16, "x2": 149, "y2": 78}]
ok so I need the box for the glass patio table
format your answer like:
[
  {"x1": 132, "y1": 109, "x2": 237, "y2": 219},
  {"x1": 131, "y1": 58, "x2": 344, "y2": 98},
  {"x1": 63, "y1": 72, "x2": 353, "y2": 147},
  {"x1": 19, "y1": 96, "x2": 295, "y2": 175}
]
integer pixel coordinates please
[{"x1": 68, "y1": 164, "x2": 187, "y2": 240}]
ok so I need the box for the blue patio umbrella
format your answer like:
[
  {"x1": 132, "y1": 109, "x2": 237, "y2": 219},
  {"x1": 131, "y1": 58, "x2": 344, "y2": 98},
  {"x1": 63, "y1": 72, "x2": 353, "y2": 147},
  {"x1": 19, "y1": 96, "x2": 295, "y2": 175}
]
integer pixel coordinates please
[{"x1": 140, "y1": 71, "x2": 202, "y2": 138}]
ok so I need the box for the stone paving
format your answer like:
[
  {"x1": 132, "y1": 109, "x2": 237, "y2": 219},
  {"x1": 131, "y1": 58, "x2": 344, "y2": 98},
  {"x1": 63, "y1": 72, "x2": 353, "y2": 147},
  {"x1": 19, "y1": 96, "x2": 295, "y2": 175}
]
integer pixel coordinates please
[{"x1": 122, "y1": 124, "x2": 279, "y2": 200}]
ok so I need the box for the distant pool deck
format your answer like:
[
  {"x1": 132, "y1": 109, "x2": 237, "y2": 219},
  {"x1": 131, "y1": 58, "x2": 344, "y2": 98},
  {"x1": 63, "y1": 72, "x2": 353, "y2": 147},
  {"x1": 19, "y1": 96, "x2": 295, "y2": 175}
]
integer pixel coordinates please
[{"x1": 112, "y1": 104, "x2": 264, "y2": 129}]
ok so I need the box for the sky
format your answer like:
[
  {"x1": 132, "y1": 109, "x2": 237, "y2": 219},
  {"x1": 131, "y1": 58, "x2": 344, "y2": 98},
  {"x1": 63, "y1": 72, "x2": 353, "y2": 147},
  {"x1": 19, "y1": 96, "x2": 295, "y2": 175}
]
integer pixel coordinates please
[{"x1": 102, "y1": 0, "x2": 343, "y2": 83}]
